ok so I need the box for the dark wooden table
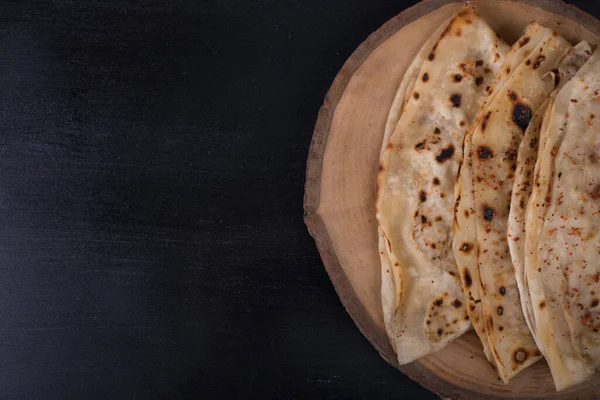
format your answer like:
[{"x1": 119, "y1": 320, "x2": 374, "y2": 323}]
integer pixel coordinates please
[{"x1": 0, "y1": 1, "x2": 598, "y2": 398}]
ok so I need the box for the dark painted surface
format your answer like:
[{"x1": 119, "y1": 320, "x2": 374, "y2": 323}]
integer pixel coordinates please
[{"x1": 0, "y1": 1, "x2": 597, "y2": 398}]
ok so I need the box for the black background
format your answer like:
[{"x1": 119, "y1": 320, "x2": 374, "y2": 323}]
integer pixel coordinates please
[{"x1": 0, "y1": 0, "x2": 597, "y2": 399}]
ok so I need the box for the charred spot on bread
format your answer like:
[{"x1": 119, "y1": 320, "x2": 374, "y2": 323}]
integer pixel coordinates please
[
  {"x1": 436, "y1": 145, "x2": 455, "y2": 163},
  {"x1": 477, "y1": 146, "x2": 494, "y2": 160},
  {"x1": 533, "y1": 55, "x2": 545, "y2": 69},
  {"x1": 481, "y1": 111, "x2": 491, "y2": 131},
  {"x1": 463, "y1": 269, "x2": 472, "y2": 287},
  {"x1": 513, "y1": 103, "x2": 531, "y2": 130},
  {"x1": 483, "y1": 205, "x2": 495, "y2": 221},
  {"x1": 504, "y1": 149, "x2": 518, "y2": 161},
  {"x1": 459, "y1": 242, "x2": 473, "y2": 253},
  {"x1": 450, "y1": 94, "x2": 461, "y2": 108},
  {"x1": 514, "y1": 349, "x2": 527, "y2": 363}
]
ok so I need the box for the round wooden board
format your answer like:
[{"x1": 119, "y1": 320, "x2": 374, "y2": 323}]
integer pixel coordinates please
[{"x1": 304, "y1": 0, "x2": 600, "y2": 398}]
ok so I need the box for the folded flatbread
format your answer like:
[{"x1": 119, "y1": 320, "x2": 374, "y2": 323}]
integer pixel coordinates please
[
  {"x1": 525, "y1": 51, "x2": 600, "y2": 391},
  {"x1": 508, "y1": 42, "x2": 592, "y2": 337},
  {"x1": 377, "y1": 7, "x2": 508, "y2": 364},
  {"x1": 453, "y1": 22, "x2": 557, "y2": 366},
  {"x1": 454, "y1": 23, "x2": 579, "y2": 382}
]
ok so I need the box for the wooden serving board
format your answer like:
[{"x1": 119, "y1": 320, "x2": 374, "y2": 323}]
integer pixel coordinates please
[{"x1": 304, "y1": 0, "x2": 600, "y2": 398}]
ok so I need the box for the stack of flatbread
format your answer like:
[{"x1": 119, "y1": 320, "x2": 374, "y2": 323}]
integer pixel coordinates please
[{"x1": 377, "y1": 4, "x2": 600, "y2": 391}]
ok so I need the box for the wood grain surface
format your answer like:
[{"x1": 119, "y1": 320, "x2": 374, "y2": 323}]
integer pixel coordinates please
[{"x1": 305, "y1": 0, "x2": 600, "y2": 398}]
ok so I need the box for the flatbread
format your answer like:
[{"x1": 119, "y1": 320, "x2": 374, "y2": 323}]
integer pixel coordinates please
[
  {"x1": 508, "y1": 42, "x2": 592, "y2": 336},
  {"x1": 453, "y1": 22, "x2": 554, "y2": 365},
  {"x1": 506, "y1": 100, "x2": 550, "y2": 336},
  {"x1": 525, "y1": 52, "x2": 600, "y2": 391},
  {"x1": 457, "y1": 24, "x2": 575, "y2": 382},
  {"x1": 378, "y1": 21, "x2": 458, "y2": 351},
  {"x1": 377, "y1": 7, "x2": 508, "y2": 364}
]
